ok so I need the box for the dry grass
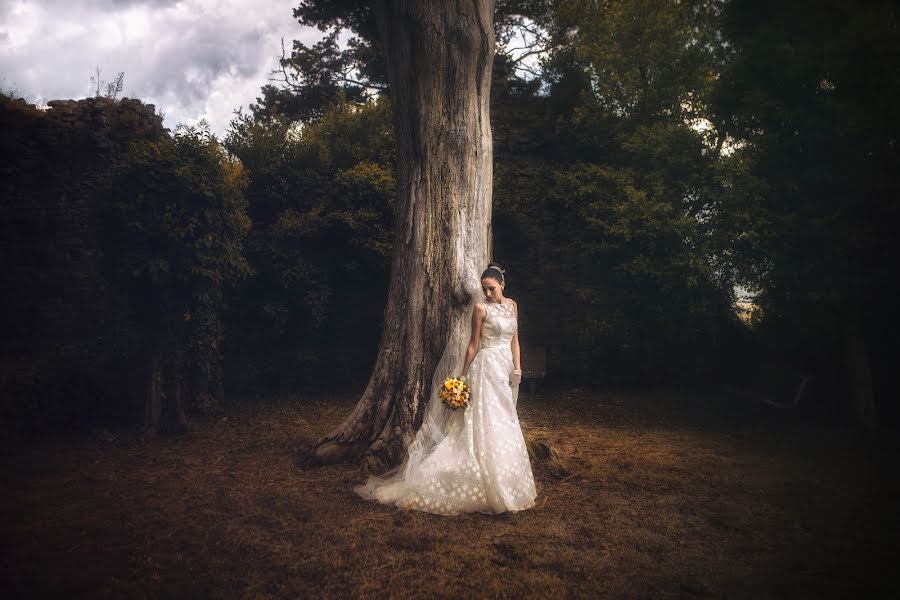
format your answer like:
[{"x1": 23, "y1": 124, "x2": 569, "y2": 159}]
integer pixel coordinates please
[{"x1": 2, "y1": 387, "x2": 898, "y2": 599}]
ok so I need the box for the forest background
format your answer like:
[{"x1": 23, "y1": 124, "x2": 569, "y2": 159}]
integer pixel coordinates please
[{"x1": 1, "y1": 0, "x2": 897, "y2": 435}]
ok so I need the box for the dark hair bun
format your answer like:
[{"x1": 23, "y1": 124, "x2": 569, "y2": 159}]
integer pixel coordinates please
[{"x1": 481, "y1": 263, "x2": 506, "y2": 282}]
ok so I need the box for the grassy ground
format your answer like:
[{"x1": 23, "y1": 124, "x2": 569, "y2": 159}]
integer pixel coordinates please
[{"x1": 2, "y1": 387, "x2": 898, "y2": 599}]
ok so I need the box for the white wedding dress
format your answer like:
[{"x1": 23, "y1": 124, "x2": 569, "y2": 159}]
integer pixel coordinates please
[{"x1": 354, "y1": 299, "x2": 537, "y2": 516}]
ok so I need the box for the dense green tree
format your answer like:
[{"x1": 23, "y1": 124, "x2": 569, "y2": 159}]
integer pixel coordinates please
[
  {"x1": 223, "y1": 97, "x2": 396, "y2": 393},
  {"x1": 488, "y1": 0, "x2": 747, "y2": 385},
  {"x1": 551, "y1": 0, "x2": 727, "y2": 124},
  {"x1": 0, "y1": 96, "x2": 252, "y2": 433},
  {"x1": 0, "y1": 96, "x2": 170, "y2": 430},
  {"x1": 101, "y1": 123, "x2": 253, "y2": 433},
  {"x1": 712, "y1": 0, "x2": 900, "y2": 424}
]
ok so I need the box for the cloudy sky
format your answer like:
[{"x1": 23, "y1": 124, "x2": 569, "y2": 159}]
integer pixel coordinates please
[{"x1": 0, "y1": 0, "x2": 324, "y2": 138}]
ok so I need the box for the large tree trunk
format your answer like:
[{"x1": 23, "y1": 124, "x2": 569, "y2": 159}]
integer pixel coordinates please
[
  {"x1": 143, "y1": 352, "x2": 189, "y2": 437},
  {"x1": 846, "y1": 317, "x2": 877, "y2": 428},
  {"x1": 311, "y1": 0, "x2": 496, "y2": 471},
  {"x1": 142, "y1": 304, "x2": 190, "y2": 437},
  {"x1": 143, "y1": 354, "x2": 163, "y2": 436}
]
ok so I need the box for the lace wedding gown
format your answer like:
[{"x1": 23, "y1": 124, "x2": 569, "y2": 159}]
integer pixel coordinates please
[{"x1": 354, "y1": 299, "x2": 537, "y2": 516}]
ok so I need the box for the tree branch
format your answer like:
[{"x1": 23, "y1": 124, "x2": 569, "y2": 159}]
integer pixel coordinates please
[
  {"x1": 338, "y1": 76, "x2": 387, "y2": 91},
  {"x1": 506, "y1": 48, "x2": 547, "y2": 66}
]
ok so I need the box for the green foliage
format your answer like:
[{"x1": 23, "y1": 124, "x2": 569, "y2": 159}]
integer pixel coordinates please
[
  {"x1": 0, "y1": 95, "x2": 252, "y2": 429},
  {"x1": 553, "y1": 0, "x2": 726, "y2": 121},
  {"x1": 110, "y1": 125, "x2": 252, "y2": 287},
  {"x1": 223, "y1": 97, "x2": 396, "y2": 391},
  {"x1": 302, "y1": 96, "x2": 395, "y2": 168},
  {"x1": 490, "y1": 0, "x2": 744, "y2": 384},
  {"x1": 494, "y1": 130, "x2": 733, "y2": 383},
  {"x1": 99, "y1": 122, "x2": 253, "y2": 415},
  {"x1": 711, "y1": 0, "x2": 899, "y2": 418}
]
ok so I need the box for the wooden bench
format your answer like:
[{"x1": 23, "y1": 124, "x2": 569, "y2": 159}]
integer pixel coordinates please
[{"x1": 520, "y1": 344, "x2": 546, "y2": 395}]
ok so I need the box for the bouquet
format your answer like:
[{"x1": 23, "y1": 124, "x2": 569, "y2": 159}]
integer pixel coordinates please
[{"x1": 440, "y1": 376, "x2": 470, "y2": 410}]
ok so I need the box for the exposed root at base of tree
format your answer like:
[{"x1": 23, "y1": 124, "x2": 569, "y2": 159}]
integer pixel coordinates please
[
  {"x1": 523, "y1": 430, "x2": 569, "y2": 477},
  {"x1": 306, "y1": 420, "x2": 407, "y2": 473},
  {"x1": 304, "y1": 438, "x2": 368, "y2": 467}
]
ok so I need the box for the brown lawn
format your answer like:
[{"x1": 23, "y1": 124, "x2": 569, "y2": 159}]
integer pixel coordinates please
[{"x1": 2, "y1": 387, "x2": 898, "y2": 599}]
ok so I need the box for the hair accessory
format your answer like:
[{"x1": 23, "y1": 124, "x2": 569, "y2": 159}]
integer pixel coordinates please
[{"x1": 486, "y1": 264, "x2": 505, "y2": 283}]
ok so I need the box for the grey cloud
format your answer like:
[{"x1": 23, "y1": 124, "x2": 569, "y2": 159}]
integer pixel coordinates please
[
  {"x1": 135, "y1": 20, "x2": 276, "y2": 101},
  {"x1": 110, "y1": 0, "x2": 180, "y2": 6},
  {"x1": 35, "y1": 0, "x2": 181, "y2": 9},
  {"x1": 0, "y1": 1, "x2": 321, "y2": 136}
]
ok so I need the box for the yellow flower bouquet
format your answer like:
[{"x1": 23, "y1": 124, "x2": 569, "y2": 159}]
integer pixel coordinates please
[{"x1": 440, "y1": 376, "x2": 470, "y2": 410}]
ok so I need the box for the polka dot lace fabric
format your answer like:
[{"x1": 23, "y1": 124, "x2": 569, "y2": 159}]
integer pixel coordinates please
[{"x1": 354, "y1": 300, "x2": 537, "y2": 516}]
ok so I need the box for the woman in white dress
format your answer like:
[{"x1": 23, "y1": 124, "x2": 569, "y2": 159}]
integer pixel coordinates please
[{"x1": 354, "y1": 263, "x2": 538, "y2": 516}]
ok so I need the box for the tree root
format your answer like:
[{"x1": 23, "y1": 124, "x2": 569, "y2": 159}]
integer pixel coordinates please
[
  {"x1": 306, "y1": 439, "x2": 369, "y2": 467},
  {"x1": 524, "y1": 430, "x2": 569, "y2": 476}
]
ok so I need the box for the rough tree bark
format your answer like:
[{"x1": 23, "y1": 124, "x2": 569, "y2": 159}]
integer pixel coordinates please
[
  {"x1": 142, "y1": 301, "x2": 189, "y2": 437},
  {"x1": 846, "y1": 316, "x2": 877, "y2": 428},
  {"x1": 310, "y1": 0, "x2": 496, "y2": 471},
  {"x1": 142, "y1": 352, "x2": 188, "y2": 437}
]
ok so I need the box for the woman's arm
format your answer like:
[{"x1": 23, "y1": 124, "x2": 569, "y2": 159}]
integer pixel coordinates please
[
  {"x1": 461, "y1": 302, "x2": 486, "y2": 377},
  {"x1": 511, "y1": 299, "x2": 521, "y2": 372}
]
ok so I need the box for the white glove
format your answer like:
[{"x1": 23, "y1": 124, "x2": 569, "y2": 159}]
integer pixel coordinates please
[{"x1": 509, "y1": 369, "x2": 522, "y2": 387}]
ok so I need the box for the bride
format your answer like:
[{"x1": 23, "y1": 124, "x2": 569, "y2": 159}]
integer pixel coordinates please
[{"x1": 354, "y1": 263, "x2": 537, "y2": 516}]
